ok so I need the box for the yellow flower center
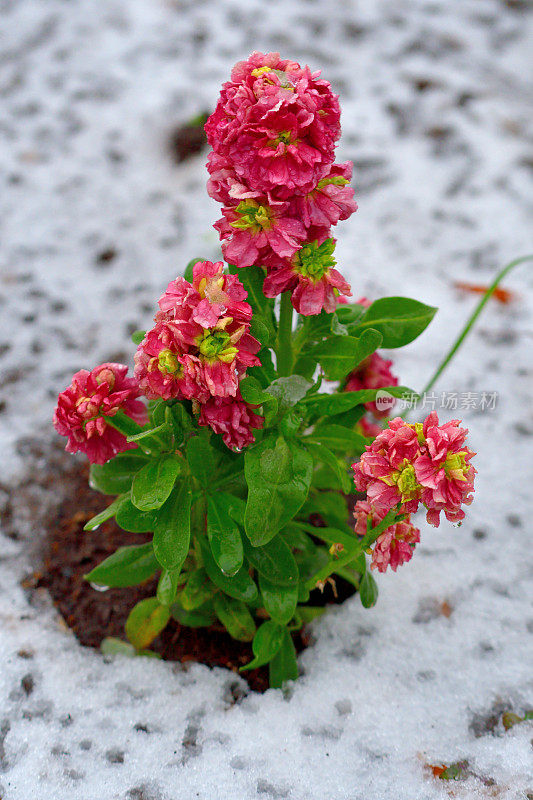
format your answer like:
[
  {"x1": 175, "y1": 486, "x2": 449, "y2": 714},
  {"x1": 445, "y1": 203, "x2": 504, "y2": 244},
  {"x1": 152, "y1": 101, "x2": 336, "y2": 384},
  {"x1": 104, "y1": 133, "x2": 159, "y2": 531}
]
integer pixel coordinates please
[
  {"x1": 293, "y1": 239, "x2": 336, "y2": 283},
  {"x1": 380, "y1": 460, "x2": 421, "y2": 502},
  {"x1": 444, "y1": 451, "x2": 469, "y2": 482},
  {"x1": 157, "y1": 349, "x2": 181, "y2": 375},
  {"x1": 197, "y1": 329, "x2": 238, "y2": 364},
  {"x1": 230, "y1": 200, "x2": 273, "y2": 232}
]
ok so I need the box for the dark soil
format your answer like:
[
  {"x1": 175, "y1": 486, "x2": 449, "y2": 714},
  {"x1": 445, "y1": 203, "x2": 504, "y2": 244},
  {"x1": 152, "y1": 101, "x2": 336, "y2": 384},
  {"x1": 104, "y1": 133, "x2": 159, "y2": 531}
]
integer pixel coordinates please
[
  {"x1": 168, "y1": 112, "x2": 209, "y2": 163},
  {"x1": 23, "y1": 455, "x2": 355, "y2": 693}
]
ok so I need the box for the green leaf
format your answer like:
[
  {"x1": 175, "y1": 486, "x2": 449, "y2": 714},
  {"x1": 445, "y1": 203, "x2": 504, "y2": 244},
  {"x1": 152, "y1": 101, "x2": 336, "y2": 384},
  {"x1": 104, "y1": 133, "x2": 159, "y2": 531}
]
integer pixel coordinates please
[
  {"x1": 260, "y1": 574, "x2": 298, "y2": 625},
  {"x1": 89, "y1": 452, "x2": 147, "y2": 495},
  {"x1": 354, "y1": 297, "x2": 437, "y2": 348},
  {"x1": 359, "y1": 571, "x2": 379, "y2": 608},
  {"x1": 240, "y1": 621, "x2": 285, "y2": 671},
  {"x1": 125, "y1": 598, "x2": 170, "y2": 649},
  {"x1": 213, "y1": 594, "x2": 256, "y2": 642},
  {"x1": 101, "y1": 637, "x2": 136, "y2": 658},
  {"x1": 269, "y1": 628, "x2": 298, "y2": 688},
  {"x1": 306, "y1": 441, "x2": 351, "y2": 494},
  {"x1": 218, "y1": 492, "x2": 246, "y2": 528},
  {"x1": 136, "y1": 649, "x2": 162, "y2": 659},
  {"x1": 301, "y1": 386, "x2": 413, "y2": 418},
  {"x1": 244, "y1": 435, "x2": 313, "y2": 546},
  {"x1": 106, "y1": 410, "x2": 145, "y2": 438},
  {"x1": 156, "y1": 569, "x2": 181, "y2": 606},
  {"x1": 292, "y1": 354, "x2": 318, "y2": 381},
  {"x1": 239, "y1": 375, "x2": 278, "y2": 423},
  {"x1": 282, "y1": 525, "x2": 317, "y2": 557},
  {"x1": 131, "y1": 455, "x2": 182, "y2": 511},
  {"x1": 239, "y1": 375, "x2": 275, "y2": 406},
  {"x1": 207, "y1": 495, "x2": 244, "y2": 577},
  {"x1": 297, "y1": 547, "x2": 330, "y2": 584},
  {"x1": 307, "y1": 424, "x2": 368, "y2": 454},
  {"x1": 167, "y1": 402, "x2": 195, "y2": 439},
  {"x1": 294, "y1": 521, "x2": 359, "y2": 552},
  {"x1": 300, "y1": 490, "x2": 348, "y2": 528},
  {"x1": 186, "y1": 435, "x2": 215, "y2": 488},
  {"x1": 84, "y1": 543, "x2": 158, "y2": 587},
  {"x1": 250, "y1": 316, "x2": 273, "y2": 347},
  {"x1": 83, "y1": 495, "x2": 125, "y2": 531},
  {"x1": 115, "y1": 499, "x2": 158, "y2": 533},
  {"x1": 153, "y1": 481, "x2": 192, "y2": 571},
  {"x1": 171, "y1": 598, "x2": 215, "y2": 628},
  {"x1": 297, "y1": 606, "x2": 327, "y2": 624},
  {"x1": 248, "y1": 347, "x2": 276, "y2": 388},
  {"x1": 335, "y1": 303, "x2": 367, "y2": 326},
  {"x1": 200, "y1": 538, "x2": 258, "y2": 603},
  {"x1": 180, "y1": 568, "x2": 217, "y2": 611},
  {"x1": 243, "y1": 536, "x2": 299, "y2": 587},
  {"x1": 131, "y1": 329, "x2": 147, "y2": 345},
  {"x1": 327, "y1": 405, "x2": 367, "y2": 431},
  {"x1": 309, "y1": 329, "x2": 383, "y2": 381},
  {"x1": 266, "y1": 375, "x2": 313, "y2": 413}
]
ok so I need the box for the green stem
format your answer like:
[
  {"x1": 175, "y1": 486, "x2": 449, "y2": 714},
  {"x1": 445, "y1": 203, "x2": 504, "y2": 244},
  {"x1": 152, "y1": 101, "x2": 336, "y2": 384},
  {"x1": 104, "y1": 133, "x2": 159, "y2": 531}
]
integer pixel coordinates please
[
  {"x1": 276, "y1": 292, "x2": 294, "y2": 377},
  {"x1": 305, "y1": 508, "x2": 401, "y2": 590},
  {"x1": 422, "y1": 254, "x2": 533, "y2": 394}
]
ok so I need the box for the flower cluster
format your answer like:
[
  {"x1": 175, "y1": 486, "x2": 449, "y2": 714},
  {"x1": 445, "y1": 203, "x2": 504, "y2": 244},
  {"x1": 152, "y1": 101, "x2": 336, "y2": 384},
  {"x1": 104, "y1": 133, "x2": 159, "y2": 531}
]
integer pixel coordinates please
[
  {"x1": 354, "y1": 500, "x2": 420, "y2": 573},
  {"x1": 54, "y1": 263, "x2": 265, "y2": 463},
  {"x1": 134, "y1": 260, "x2": 264, "y2": 449},
  {"x1": 53, "y1": 363, "x2": 147, "y2": 464},
  {"x1": 198, "y1": 392, "x2": 264, "y2": 451},
  {"x1": 352, "y1": 412, "x2": 476, "y2": 571},
  {"x1": 205, "y1": 51, "x2": 357, "y2": 316}
]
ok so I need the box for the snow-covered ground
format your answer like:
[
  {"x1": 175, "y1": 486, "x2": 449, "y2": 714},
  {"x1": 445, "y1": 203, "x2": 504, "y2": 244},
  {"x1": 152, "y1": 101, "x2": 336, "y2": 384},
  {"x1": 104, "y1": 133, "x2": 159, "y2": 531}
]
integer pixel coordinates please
[{"x1": 1, "y1": 1, "x2": 532, "y2": 798}]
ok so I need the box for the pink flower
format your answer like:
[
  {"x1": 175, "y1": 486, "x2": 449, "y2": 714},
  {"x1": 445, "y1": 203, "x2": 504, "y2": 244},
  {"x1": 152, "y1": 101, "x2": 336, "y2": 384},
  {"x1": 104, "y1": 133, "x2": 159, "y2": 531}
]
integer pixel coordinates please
[
  {"x1": 345, "y1": 352, "x2": 399, "y2": 418},
  {"x1": 205, "y1": 52, "x2": 341, "y2": 196},
  {"x1": 288, "y1": 162, "x2": 357, "y2": 228},
  {"x1": 214, "y1": 199, "x2": 307, "y2": 268},
  {"x1": 53, "y1": 363, "x2": 147, "y2": 464},
  {"x1": 135, "y1": 261, "x2": 261, "y2": 402},
  {"x1": 356, "y1": 296, "x2": 372, "y2": 309},
  {"x1": 413, "y1": 412, "x2": 476, "y2": 526},
  {"x1": 263, "y1": 238, "x2": 352, "y2": 315},
  {"x1": 356, "y1": 416, "x2": 383, "y2": 439},
  {"x1": 352, "y1": 413, "x2": 476, "y2": 527},
  {"x1": 133, "y1": 323, "x2": 206, "y2": 402},
  {"x1": 198, "y1": 393, "x2": 264, "y2": 451},
  {"x1": 352, "y1": 417, "x2": 423, "y2": 514},
  {"x1": 353, "y1": 500, "x2": 420, "y2": 573}
]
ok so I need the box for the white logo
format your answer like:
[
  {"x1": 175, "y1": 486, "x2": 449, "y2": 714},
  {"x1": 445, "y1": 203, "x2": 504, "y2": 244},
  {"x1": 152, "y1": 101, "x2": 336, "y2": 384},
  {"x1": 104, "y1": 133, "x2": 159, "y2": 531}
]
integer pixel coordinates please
[{"x1": 375, "y1": 390, "x2": 395, "y2": 413}]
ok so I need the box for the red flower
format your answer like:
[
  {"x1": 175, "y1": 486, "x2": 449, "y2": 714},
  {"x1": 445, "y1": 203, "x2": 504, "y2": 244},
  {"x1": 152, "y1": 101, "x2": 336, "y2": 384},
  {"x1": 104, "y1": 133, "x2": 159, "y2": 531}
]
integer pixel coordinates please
[
  {"x1": 53, "y1": 363, "x2": 146, "y2": 464},
  {"x1": 414, "y1": 412, "x2": 476, "y2": 526},
  {"x1": 263, "y1": 238, "x2": 351, "y2": 315},
  {"x1": 353, "y1": 417, "x2": 423, "y2": 514},
  {"x1": 345, "y1": 352, "x2": 399, "y2": 418},
  {"x1": 354, "y1": 500, "x2": 420, "y2": 573},
  {"x1": 198, "y1": 393, "x2": 264, "y2": 451},
  {"x1": 205, "y1": 51, "x2": 341, "y2": 196},
  {"x1": 352, "y1": 413, "x2": 476, "y2": 528},
  {"x1": 135, "y1": 261, "x2": 261, "y2": 402},
  {"x1": 214, "y1": 199, "x2": 307, "y2": 268},
  {"x1": 288, "y1": 162, "x2": 357, "y2": 228}
]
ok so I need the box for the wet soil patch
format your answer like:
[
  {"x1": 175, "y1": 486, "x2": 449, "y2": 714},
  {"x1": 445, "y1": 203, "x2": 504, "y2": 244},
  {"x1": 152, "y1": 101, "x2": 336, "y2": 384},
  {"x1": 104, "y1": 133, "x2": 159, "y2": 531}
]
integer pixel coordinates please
[{"x1": 20, "y1": 446, "x2": 355, "y2": 693}]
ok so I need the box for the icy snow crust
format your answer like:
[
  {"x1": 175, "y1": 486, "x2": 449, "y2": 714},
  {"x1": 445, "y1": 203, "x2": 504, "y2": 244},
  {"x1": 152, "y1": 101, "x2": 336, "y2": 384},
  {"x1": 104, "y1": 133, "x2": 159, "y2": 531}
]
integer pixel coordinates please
[{"x1": 1, "y1": 0, "x2": 532, "y2": 797}]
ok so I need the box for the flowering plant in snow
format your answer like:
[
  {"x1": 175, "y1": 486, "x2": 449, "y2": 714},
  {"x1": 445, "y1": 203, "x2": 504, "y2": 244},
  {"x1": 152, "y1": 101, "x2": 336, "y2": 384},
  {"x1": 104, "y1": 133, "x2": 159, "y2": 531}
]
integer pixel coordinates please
[{"x1": 54, "y1": 53, "x2": 479, "y2": 688}]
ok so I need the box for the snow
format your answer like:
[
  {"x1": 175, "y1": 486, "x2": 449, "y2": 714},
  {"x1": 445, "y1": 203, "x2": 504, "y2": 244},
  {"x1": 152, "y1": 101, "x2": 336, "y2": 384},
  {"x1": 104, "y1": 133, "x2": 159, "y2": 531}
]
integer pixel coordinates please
[{"x1": 1, "y1": 0, "x2": 532, "y2": 798}]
